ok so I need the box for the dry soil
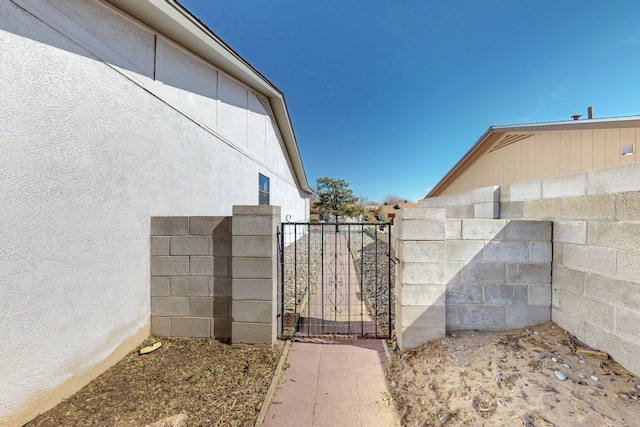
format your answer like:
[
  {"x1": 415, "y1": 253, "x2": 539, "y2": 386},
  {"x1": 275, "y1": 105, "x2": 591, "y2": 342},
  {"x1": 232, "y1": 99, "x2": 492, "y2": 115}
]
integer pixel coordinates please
[
  {"x1": 386, "y1": 321, "x2": 640, "y2": 426},
  {"x1": 26, "y1": 338, "x2": 282, "y2": 427}
]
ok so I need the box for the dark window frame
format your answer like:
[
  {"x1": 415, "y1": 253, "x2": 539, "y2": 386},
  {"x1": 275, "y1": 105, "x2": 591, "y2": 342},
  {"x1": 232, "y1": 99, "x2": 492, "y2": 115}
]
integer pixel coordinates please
[{"x1": 259, "y1": 173, "x2": 270, "y2": 205}]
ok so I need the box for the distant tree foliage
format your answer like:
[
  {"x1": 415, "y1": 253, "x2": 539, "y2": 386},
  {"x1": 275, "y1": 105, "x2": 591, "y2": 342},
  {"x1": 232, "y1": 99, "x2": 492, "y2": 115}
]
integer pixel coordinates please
[
  {"x1": 314, "y1": 177, "x2": 362, "y2": 221},
  {"x1": 358, "y1": 195, "x2": 377, "y2": 206},
  {"x1": 344, "y1": 203, "x2": 365, "y2": 219},
  {"x1": 383, "y1": 194, "x2": 408, "y2": 205}
]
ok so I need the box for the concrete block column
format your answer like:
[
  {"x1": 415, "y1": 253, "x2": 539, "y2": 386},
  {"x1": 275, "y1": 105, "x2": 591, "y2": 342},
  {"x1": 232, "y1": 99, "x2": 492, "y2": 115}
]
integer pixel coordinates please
[
  {"x1": 395, "y1": 208, "x2": 447, "y2": 350},
  {"x1": 150, "y1": 216, "x2": 231, "y2": 339},
  {"x1": 231, "y1": 205, "x2": 280, "y2": 347}
]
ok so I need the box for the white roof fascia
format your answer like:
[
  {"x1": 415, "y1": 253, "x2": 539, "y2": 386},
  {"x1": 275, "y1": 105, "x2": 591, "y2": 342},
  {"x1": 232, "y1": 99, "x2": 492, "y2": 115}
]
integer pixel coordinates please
[{"x1": 493, "y1": 115, "x2": 640, "y2": 132}]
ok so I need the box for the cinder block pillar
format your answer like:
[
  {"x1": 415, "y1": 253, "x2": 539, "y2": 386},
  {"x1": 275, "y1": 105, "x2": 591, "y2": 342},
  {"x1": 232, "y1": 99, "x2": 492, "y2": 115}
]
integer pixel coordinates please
[
  {"x1": 395, "y1": 208, "x2": 447, "y2": 350},
  {"x1": 231, "y1": 205, "x2": 280, "y2": 347}
]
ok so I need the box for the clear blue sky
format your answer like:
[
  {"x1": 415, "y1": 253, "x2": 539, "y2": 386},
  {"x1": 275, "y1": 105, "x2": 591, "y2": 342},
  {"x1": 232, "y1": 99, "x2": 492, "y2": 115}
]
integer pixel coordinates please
[{"x1": 180, "y1": 0, "x2": 640, "y2": 203}]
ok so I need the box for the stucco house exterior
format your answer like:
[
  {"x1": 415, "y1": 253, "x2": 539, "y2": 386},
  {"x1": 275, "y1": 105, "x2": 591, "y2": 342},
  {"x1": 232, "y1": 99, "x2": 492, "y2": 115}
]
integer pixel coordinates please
[
  {"x1": 420, "y1": 115, "x2": 640, "y2": 377},
  {"x1": 0, "y1": 0, "x2": 311, "y2": 424},
  {"x1": 377, "y1": 205, "x2": 396, "y2": 223}
]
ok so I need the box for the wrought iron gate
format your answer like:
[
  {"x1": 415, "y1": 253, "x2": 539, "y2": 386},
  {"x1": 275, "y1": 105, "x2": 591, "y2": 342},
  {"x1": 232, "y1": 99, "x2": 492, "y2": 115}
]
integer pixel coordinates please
[{"x1": 278, "y1": 222, "x2": 394, "y2": 339}]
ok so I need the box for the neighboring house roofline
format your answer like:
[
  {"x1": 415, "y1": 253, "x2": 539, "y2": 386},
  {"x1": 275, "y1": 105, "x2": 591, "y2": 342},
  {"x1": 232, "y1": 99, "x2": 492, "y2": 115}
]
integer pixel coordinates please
[
  {"x1": 377, "y1": 205, "x2": 395, "y2": 214},
  {"x1": 105, "y1": 0, "x2": 312, "y2": 195},
  {"x1": 426, "y1": 115, "x2": 640, "y2": 198},
  {"x1": 393, "y1": 203, "x2": 418, "y2": 210}
]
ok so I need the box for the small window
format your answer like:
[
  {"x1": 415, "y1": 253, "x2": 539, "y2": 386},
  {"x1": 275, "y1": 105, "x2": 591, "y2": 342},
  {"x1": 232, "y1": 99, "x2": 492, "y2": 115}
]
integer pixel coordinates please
[{"x1": 259, "y1": 173, "x2": 270, "y2": 205}]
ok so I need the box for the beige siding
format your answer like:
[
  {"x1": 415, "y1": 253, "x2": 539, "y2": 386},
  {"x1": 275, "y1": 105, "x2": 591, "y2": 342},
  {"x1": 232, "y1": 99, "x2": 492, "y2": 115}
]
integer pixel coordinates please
[
  {"x1": 440, "y1": 127, "x2": 640, "y2": 195},
  {"x1": 605, "y1": 129, "x2": 620, "y2": 168},
  {"x1": 593, "y1": 129, "x2": 606, "y2": 169},
  {"x1": 580, "y1": 130, "x2": 592, "y2": 170},
  {"x1": 620, "y1": 128, "x2": 637, "y2": 165},
  {"x1": 570, "y1": 131, "x2": 581, "y2": 173},
  {"x1": 560, "y1": 131, "x2": 571, "y2": 174}
]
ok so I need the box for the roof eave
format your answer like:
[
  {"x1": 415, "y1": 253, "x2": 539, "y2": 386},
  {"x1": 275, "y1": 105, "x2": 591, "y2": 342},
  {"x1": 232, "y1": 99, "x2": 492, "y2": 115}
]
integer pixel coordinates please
[
  {"x1": 425, "y1": 126, "x2": 503, "y2": 198},
  {"x1": 426, "y1": 115, "x2": 640, "y2": 199},
  {"x1": 493, "y1": 115, "x2": 640, "y2": 133}
]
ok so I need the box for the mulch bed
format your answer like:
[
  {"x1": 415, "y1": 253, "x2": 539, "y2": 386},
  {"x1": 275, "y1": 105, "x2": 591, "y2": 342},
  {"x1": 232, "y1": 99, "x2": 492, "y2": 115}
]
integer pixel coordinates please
[{"x1": 26, "y1": 338, "x2": 283, "y2": 427}]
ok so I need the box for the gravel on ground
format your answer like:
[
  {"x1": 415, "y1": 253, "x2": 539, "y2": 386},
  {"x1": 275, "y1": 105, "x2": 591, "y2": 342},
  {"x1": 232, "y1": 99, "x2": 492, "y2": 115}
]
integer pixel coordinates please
[{"x1": 349, "y1": 229, "x2": 395, "y2": 337}]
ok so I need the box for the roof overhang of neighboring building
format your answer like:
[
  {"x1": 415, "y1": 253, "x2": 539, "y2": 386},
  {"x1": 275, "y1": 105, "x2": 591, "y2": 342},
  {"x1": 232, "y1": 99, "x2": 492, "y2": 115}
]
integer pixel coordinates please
[
  {"x1": 394, "y1": 203, "x2": 418, "y2": 209},
  {"x1": 377, "y1": 205, "x2": 395, "y2": 215},
  {"x1": 105, "y1": 0, "x2": 313, "y2": 195},
  {"x1": 426, "y1": 115, "x2": 640, "y2": 198}
]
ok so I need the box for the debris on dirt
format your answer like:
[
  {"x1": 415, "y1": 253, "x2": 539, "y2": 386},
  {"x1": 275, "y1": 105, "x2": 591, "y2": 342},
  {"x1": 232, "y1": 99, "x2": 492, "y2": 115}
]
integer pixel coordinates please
[
  {"x1": 139, "y1": 340, "x2": 163, "y2": 355},
  {"x1": 26, "y1": 338, "x2": 282, "y2": 427},
  {"x1": 576, "y1": 348, "x2": 610, "y2": 360},
  {"x1": 387, "y1": 322, "x2": 640, "y2": 426},
  {"x1": 145, "y1": 413, "x2": 188, "y2": 427}
]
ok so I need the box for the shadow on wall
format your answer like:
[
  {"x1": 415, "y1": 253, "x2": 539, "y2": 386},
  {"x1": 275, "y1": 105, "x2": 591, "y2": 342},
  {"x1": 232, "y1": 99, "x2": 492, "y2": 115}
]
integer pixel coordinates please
[
  {"x1": 397, "y1": 217, "x2": 552, "y2": 350},
  {"x1": 445, "y1": 220, "x2": 552, "y2": 331},
  {"x1": 9, "y1": 0, "x2": 266, "y2": 112},
  {"x1": 150, "y1": 216, "x2": 233, "y2": 340}
]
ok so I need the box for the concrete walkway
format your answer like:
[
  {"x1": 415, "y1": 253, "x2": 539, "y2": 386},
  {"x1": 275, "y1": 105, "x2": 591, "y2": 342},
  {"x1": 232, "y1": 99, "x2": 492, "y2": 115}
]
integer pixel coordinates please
[
  {"x1": 300, "y1": 231, "x2": 381, "y2": 337},
  {"x1": 262, "y1": 338, "x2": 400, "y2": 427}
]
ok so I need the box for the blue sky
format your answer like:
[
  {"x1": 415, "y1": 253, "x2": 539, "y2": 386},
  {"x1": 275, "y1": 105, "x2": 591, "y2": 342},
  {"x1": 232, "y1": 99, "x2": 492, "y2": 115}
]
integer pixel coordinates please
[{"x1": 180, "y1": 0, "x2": 640, "y2": 203}]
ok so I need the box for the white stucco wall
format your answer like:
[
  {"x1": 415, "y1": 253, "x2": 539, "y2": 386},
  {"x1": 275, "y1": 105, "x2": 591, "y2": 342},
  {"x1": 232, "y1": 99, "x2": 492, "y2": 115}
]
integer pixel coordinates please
[{"x1": 0, "y1": 0, "x2": 308, "y2": 423}]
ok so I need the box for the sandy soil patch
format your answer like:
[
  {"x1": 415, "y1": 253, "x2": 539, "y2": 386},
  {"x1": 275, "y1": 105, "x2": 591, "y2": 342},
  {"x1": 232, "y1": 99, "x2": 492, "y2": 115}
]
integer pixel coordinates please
[{"x1": 387, "y1": 322, "x2": 640, "y2": 426}]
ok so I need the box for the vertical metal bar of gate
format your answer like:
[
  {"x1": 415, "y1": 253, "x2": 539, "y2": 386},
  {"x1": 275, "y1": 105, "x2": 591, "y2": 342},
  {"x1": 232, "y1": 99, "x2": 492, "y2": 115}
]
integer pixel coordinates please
[
  {"x1": 278, "y1": 221, "x2": 393, "y2": 339},
  {"x1": 320, "y1": 224, "x2": 325, "y2": 334},
  {"x1": 388, "y1": 225, "x2": 392, "y2": 336},
  {"x1": 307, "y1": 223, "x2": 311, "y2": 335},
  {"x1": 293, "y1": 225, "x2": 297, "y2": 323},
  {"x1": 347, "y1": 225, "x2": 351, "y2": 334},
  {"x1": 333, "y1": 224, "x2": 337, "y2": 326},
  {"x1": 279, "y1": 226, "x2": 285, "y2": 336},
  {"x1": 374, "y1": 227, "x2": 379, "y2": 337},
  {"x1": 360, "y1": 224, "x2": 365, "y2": 335}
]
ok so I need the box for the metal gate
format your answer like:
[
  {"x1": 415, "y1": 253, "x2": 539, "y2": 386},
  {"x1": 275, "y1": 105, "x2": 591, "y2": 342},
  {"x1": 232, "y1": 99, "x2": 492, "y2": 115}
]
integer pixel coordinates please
[{"x1": 278, "y1": 222, "x2": 394, "y2": 339}]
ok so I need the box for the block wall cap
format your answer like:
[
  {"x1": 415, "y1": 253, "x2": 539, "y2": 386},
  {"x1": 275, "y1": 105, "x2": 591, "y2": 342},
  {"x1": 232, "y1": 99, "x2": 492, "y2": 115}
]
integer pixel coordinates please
[
  {"x1": 398, "y1": 208, "x2": 446, "y2": 220},
  {"x1": 233, "y1": 205, "x2": 281, "y2": 216}
]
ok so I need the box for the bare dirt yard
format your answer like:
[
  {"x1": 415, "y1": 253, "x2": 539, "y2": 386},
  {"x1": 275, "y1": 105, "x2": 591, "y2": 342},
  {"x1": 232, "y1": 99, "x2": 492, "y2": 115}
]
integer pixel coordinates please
[
  {"x1": 26, "y1": 338, "x2": 282, "y2": 427},
  {"x1": 387, "y1": 321, "x2": 640, "y2": 426},
  {"x1": 24, "y1": 322, "x2": 640, "y2": 427}
]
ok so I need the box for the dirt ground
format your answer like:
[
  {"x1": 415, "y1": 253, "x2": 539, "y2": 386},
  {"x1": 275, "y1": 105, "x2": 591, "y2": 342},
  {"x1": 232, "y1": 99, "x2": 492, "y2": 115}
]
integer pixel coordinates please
[
  {"x1": 26, "y1": 338, "x2": 282, "y2": 427},
  {"x1": 23, "y1": 323, "x2": 640, "y2": 427},
  {"x1": 386, "y1": 322, "x2": 640, "y2": 426}
]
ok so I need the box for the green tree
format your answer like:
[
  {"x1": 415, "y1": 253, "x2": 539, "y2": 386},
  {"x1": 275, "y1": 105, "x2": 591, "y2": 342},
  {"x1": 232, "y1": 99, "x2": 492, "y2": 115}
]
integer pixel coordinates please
[{"x1": 314, "y1": 177, "x2": 361, "y2": 221}]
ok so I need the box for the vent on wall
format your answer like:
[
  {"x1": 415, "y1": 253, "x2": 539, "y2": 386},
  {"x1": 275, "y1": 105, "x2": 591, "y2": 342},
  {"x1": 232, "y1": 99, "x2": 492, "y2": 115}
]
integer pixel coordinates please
[{"x1": 488, "y1": 133, "x2": 535, "y2": 152}]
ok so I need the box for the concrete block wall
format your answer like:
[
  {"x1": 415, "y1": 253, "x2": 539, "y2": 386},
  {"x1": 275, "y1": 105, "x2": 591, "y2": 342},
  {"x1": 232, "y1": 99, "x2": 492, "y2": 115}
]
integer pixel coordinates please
[
  {"x1": 231, "y1": 205, "x2": 280, "y2": 347},
  {"x1": 445, "y1": 219, "x2": 552, "y2": 330},
  {"x1": 419, "y1": 186, "x2": 500, "y2": 218},
  {"x1": 499, "y1": 161, "x2": 640, "y2": 376},
  {"x1": 150, "y1": 216, "x2": 232, "y2": 339},
  {"x1": 395, "y1": 208, "x2": 447, "y2": 350},
  {"x1": 395, "y1": 208, "x2": 551, "y2": 350}
]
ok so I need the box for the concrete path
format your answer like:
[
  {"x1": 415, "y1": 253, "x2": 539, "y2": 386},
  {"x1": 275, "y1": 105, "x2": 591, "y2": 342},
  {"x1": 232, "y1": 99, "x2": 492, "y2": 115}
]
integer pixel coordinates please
[
  {"x1": 300, "y1": 231, "x2": 380, "y2": 337},
  {"x1": 262, "y1": 338, "x2": 400, "y2": 427}
]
